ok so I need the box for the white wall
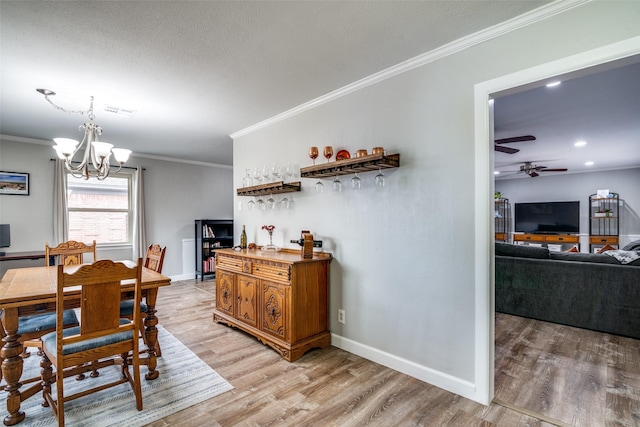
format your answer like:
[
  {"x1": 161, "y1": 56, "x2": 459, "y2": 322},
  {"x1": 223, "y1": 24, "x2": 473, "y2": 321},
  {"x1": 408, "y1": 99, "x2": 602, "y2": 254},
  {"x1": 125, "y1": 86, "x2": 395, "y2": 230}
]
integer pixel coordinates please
[
  {"x1": 232, "y1": 2, "x2": 640, "y2": 403},
  {"x1": 496, "y1": 168, "x2": 640, "y2": 249},
  {"x1": 0, "y1": 138, "x2": 234, "y2": 278}
]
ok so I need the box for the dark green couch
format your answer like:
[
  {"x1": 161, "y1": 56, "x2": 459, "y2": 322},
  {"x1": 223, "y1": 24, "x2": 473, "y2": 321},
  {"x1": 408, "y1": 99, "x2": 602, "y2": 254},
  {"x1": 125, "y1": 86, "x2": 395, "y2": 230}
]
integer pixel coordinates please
[{"x1": 495, "y1": 242, "x2": 640, "y2": 339}]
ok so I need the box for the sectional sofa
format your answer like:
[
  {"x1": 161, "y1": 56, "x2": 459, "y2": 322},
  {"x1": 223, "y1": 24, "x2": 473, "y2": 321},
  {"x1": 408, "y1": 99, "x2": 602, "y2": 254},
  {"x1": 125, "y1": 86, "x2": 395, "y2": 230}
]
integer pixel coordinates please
[{"x1": 495, "y1": 241, "x2": 640, "y2": 339}]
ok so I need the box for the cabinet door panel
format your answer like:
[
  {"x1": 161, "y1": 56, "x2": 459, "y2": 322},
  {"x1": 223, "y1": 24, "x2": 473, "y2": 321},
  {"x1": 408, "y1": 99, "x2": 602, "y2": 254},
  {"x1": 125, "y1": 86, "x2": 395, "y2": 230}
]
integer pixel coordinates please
[
  {"x1": 236, "y1": 274, "x2": 258, "y2": 328},
  {"x1": 216, "y1": 270, "x2": 235, "y2": 316},
  {"x1": 261, "y1": 281, "x2": 289, "y2": 341}
]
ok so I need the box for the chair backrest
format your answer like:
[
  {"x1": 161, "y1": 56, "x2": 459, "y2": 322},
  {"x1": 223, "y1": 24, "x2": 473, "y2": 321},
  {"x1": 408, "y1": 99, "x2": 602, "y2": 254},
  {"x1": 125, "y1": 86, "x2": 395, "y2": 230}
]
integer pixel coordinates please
[
  {"x1": 144, "y1": 244, "x2": 166, "y2": 273},
  {"x1": 56, "y1": 259, "x2": 142, "y2": 359},
  {"x1": 46, "y1": 240, "x2": 97, "y2": 266}
]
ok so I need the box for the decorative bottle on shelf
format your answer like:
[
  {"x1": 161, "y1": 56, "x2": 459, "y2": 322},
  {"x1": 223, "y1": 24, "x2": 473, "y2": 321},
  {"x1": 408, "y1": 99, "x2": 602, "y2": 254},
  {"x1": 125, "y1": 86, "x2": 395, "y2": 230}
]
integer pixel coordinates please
[{"x1": 240, "y1": 225, "x2": 247, "y2": 249}]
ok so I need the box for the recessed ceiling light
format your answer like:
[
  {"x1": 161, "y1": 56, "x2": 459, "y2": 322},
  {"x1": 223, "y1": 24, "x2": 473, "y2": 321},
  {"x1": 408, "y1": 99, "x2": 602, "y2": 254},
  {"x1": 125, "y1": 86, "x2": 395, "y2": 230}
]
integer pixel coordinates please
[
  {"x1": 585, "y1": 161, "x2": 594, "y2": 166},
  {"x1": 546, "y1": 81, "x2": 561, "y2": 88},
  {"x1": 574, "y1": 141, "x2": 587, "y2": 147}
]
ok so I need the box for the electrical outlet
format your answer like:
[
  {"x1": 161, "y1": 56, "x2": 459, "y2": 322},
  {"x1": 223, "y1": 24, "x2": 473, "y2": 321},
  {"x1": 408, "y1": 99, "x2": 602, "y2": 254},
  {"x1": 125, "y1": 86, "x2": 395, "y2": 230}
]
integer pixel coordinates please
[{"x1": 338, "y1": 309, "x2": 345, "y2": 324}]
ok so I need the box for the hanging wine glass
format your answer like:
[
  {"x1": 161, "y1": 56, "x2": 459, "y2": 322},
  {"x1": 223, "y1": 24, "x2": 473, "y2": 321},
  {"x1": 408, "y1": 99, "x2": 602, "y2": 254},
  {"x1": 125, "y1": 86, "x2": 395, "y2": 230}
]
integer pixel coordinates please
[
  {"x1": 315, "y1": 180, "x2": 324, "y2": 193},
  {"x1": 280, "y1": 195, "x2": 290, "y2": 209},
  {"x1": 242, "y1": 168, "x2": 253, "y2": 187},
  {"x1": 375, "y1": 167, "x2": 386, "y2": 188},
  {"x1": 247, "y1": 197, "x2": 256, "y2": 211},
  {"x1": 351, "y1": 172, "x2": 361, "y2": 190},
  {"x1": 309, "y1": 147, "x2": 319, "y2": 166},
  {"x1": 257, "y1": 196, "x2": 266, "y2": 210},
  {"x1": 323, "y1": 146, "x2": 333, "y2": 163},
  {"x1": 267, "y1": 194, "x2": 276, "y2": 210},
  {"x1": 332, "y1": 175, "x2": 342, "y2": 192}
]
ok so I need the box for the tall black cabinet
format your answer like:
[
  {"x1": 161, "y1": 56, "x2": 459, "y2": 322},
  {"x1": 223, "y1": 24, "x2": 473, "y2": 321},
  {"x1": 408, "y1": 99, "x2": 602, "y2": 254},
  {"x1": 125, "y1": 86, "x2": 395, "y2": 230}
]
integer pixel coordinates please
[{"x1": 195, "y1": 219, "x2": 233, "y2": 280}]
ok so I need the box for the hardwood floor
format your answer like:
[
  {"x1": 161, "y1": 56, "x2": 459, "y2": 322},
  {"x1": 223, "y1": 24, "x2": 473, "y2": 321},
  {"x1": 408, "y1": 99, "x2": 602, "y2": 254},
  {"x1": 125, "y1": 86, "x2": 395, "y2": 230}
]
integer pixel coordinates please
[
  {"x1": 147, "y1": 278, "x2": 639, "y2": 426},
  {"x1": 494, "y1": 312, "x2": 640, "y2": 427}
]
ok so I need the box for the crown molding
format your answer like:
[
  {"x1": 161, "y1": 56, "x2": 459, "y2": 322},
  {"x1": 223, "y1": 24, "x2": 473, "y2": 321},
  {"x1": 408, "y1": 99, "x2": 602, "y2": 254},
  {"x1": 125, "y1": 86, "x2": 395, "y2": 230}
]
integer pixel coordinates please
[{"x1": 230, "y1": 0, "x2": 590, "y2": 140}]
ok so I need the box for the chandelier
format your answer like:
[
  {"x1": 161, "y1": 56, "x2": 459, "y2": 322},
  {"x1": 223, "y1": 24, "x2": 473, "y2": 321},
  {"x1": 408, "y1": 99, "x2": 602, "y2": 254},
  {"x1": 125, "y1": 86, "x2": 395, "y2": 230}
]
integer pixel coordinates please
[{"x1": 37, "y1": 88, "x2": 132, "y2": 180}]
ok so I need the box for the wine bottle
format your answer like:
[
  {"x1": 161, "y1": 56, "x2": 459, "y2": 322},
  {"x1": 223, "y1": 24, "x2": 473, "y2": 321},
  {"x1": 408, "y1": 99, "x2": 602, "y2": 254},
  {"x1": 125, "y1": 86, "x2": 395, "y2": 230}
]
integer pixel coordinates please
[
  {"x1": 240, "y1": 225, "x2": 247, "y2": 249},
  {"x1": 290, "y1": 238, "x2": 323, "y2": 248}
]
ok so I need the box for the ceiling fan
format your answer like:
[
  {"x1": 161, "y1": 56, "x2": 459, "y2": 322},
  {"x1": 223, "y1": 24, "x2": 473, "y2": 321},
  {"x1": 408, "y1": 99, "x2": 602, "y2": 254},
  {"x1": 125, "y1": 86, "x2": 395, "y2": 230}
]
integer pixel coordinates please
[
  {"x1": 501, "y1": 161, "x2": 569, "y2": 178},
  {"x1": 494, "y1": 135, "x2": 536, "y2": 154}
]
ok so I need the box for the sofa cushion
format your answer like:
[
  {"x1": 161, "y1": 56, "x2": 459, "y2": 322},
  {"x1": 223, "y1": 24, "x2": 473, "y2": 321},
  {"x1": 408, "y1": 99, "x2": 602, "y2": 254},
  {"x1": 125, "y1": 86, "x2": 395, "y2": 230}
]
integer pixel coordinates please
[
  {"x1": 495, "y1": 242, "x2": 549, "y2": 259},
  {"x1": 549, "y1": 251, "x2": 621, "y2": 264},
  {"x1": 622, "y1": 240, "x2": 640, "y2": 251}
]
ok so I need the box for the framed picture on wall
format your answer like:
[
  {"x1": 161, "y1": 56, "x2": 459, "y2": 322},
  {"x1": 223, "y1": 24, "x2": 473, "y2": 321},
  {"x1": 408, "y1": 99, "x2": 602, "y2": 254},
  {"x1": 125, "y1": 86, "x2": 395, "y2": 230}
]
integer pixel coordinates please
[{"x1": 0, "y1": 171, "x2": 30, "y2": 195}]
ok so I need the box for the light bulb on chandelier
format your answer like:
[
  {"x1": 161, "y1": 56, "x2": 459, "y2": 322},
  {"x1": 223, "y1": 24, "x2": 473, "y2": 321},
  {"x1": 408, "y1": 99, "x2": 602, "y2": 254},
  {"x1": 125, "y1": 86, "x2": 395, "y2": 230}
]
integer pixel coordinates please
[{"x1": 37, "y1": 88, "x2": 132, "y2": 180}]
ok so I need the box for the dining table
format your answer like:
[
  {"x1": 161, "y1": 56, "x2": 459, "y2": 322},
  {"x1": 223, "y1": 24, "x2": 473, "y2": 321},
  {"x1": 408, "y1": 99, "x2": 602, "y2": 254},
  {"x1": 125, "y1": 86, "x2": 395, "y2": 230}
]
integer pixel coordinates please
[{"x1": 0, "y1": 261, "x2": 171, "y2": 426}]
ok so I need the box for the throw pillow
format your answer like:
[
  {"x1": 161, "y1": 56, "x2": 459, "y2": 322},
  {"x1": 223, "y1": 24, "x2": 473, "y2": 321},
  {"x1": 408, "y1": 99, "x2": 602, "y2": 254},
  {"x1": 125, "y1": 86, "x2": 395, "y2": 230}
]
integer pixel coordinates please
[{"x1": 596, "y1": 244, "x2": 617, "y2": 253}]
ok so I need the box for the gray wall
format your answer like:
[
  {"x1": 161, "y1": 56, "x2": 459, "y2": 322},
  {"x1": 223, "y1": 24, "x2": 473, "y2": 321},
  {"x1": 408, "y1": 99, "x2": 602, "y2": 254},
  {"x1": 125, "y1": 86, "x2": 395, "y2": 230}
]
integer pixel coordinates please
[
  {"x1": 0, "y1": 138, "x2": 233, "y2": 278},
  {"x1": 231, "y1": 2, "x2": 640, "y2": 404},
  {"x1": 496, "y1": 168, "x2": 640, "y2": 250}
]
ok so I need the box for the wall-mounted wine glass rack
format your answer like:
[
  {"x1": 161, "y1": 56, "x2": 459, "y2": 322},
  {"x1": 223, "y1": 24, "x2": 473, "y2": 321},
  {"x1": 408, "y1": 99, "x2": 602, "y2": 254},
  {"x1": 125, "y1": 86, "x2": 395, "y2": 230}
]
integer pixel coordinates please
[{"x1": 300, "y1": 153, "x2": 400, "y2": 178}]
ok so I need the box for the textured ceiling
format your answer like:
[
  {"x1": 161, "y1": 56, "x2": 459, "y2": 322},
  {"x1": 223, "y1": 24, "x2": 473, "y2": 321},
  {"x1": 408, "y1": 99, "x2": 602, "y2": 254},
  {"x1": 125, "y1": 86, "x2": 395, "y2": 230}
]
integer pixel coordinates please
[{"x1": 1, "y1": 1, "x2": 551, "y2": 166}]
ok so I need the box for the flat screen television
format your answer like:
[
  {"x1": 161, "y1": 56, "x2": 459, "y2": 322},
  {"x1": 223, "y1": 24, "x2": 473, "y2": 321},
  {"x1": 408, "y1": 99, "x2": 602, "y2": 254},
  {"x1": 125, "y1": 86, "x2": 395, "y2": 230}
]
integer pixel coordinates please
[{"x1": 514, "y1": 201, "x2": 580, "y2": 234}]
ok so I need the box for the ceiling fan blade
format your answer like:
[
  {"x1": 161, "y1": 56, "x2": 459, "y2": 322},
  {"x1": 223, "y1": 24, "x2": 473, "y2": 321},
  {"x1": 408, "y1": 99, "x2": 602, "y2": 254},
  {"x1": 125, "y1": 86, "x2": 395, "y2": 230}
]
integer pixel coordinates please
[
  {"x1": 529, "y1": 171, "x2": 539, "y2": 177},
  {"x1": 495, "y1": 145, "x2": 519, "y2": 154},
  {"x1": 540, "y1": 168, "x2": 568, "y2": 172},
  {"x1": 495, "y1": 135, "x2": 536, "y2": 145}
]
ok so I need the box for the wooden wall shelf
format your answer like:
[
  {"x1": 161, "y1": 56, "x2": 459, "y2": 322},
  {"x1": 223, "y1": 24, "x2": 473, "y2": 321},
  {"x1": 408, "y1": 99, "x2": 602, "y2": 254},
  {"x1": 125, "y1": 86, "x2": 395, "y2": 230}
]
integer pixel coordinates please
[
  {"x1": 300, "y1": 153, "x2": 400, "y2": 179},
  {"x1": 236, "y1": 181, "x2": 301, "y2": 197}
]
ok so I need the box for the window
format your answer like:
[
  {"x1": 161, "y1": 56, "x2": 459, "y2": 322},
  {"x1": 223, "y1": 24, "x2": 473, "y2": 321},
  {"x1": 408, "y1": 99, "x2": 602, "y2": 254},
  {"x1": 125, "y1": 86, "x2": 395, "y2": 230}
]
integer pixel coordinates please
[{"x1": 67, "y1": 173, "x2": 132, "y2": 245}]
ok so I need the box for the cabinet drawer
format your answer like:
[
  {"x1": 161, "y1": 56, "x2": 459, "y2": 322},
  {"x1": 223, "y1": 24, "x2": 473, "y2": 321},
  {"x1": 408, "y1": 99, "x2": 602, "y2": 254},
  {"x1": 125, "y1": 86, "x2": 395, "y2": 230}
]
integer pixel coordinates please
[
  {"x1": 514, "y1": 234, "x2": 537, "y2": 241},
  {"x1": 252, "y1": 263, "x2": 290, "y2": 282},
  {"x1": 217, "y1": 256, "x2": 244, "y2": 273},
  {"x1": 544, "y1": 235, "x2": 579, "y2": 243},
  {"x1": 589, "y1": 236, "x2": 619, "y2": 244}
]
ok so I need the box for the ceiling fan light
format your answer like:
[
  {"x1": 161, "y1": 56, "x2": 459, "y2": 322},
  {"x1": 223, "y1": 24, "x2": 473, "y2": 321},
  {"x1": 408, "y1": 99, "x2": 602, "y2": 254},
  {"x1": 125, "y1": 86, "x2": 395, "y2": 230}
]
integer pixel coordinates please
[
  {"x1": 574, "y1": 140, "x2": 587, "y2": 147},
  {"x1": 52, "y1": 138, "x2": 79, "y2": 155},
  {"x1": 92, "y1": 141, "x2": 114, "y2": 158},
  {"x1": 112, "y1": 148, "x2": 132, "y2": 163}
]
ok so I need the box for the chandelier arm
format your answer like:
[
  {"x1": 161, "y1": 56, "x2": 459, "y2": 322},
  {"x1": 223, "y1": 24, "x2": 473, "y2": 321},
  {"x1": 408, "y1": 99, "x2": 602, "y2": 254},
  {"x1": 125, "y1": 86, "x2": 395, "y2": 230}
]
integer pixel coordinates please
[{"x1": 43, "y1": 94, "x2": 91, "y2": 116}]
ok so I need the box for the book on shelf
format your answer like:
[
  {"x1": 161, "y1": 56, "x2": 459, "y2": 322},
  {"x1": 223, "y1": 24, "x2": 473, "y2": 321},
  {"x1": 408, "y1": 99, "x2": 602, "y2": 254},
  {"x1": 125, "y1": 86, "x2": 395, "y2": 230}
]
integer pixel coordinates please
[{"x1": 203, "y1": 225, "x2": 216, "y2": 238}]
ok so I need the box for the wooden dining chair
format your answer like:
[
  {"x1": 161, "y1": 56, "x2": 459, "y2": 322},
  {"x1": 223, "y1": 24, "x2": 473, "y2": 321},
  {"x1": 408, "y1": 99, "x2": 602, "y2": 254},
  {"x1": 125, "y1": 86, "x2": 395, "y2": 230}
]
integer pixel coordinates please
[
  {"x1": 143, "y1": 244, "x2": 166, "y2": 274},
  {"x1": 121, "y1": 244, "x2": 166, "y2": 356},
  {"x1": 39, "y1": 259, "x2": 144, "y2": 427},
  {"x1": 45, "y1": 240, "x2": 97, "y2": 266}
]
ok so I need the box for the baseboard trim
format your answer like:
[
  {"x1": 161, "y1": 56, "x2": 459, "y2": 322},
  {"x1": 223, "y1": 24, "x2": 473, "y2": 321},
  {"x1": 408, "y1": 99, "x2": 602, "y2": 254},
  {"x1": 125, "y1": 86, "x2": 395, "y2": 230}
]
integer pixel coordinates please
[{"x1": 331, "y1": 333, "x2": 477, "y2": 402}]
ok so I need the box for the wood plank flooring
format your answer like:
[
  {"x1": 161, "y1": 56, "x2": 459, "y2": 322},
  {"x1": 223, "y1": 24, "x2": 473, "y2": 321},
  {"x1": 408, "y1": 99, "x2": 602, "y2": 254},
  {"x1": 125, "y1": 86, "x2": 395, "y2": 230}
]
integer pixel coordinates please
[{"x1": 146, "y1": 278, "x2": 639, "y2": 426}]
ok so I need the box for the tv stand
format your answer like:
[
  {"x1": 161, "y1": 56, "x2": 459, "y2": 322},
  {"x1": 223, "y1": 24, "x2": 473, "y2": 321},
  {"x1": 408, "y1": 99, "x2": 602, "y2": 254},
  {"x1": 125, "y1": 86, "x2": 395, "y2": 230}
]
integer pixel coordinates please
[{"x1": 513, "y1": 233, "x2": 580, "y2": 248}]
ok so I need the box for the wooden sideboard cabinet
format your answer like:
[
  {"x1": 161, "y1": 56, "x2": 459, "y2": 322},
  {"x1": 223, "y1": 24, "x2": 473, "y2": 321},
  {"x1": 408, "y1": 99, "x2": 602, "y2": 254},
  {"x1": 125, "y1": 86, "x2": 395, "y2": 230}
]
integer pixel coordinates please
[{"x1": 213, "y1": 248, "x2": 332, "y2": 361}]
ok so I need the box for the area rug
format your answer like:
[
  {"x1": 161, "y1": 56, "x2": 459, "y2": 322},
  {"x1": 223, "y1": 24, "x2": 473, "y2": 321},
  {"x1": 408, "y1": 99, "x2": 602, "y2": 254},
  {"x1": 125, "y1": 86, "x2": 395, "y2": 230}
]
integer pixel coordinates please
[{"x1": 1, "y1": 326, "x2": 234, "y2": 426}]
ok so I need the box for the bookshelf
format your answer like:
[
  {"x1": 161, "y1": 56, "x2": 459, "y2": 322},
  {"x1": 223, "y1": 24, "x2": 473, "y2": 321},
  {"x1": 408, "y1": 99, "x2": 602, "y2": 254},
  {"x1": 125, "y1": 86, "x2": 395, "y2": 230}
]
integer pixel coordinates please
[{"x1": 195, "y1": 219, "x2": 233, "y2": 280}]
